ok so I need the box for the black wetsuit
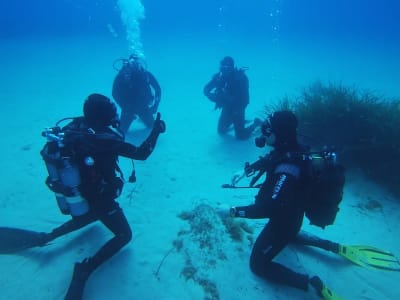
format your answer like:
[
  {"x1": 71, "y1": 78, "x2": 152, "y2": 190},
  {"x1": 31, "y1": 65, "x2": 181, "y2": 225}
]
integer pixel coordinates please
[
  {"x1": 46, "y1": 117, "x2": 161, "y2": 280},
  {"x1": 234, "y1": 145, "x2": 313, "y2": 290},
  {"x1": 203, "y1": 69, "x2": 256, "y2": 140},
  {"x1": 112, "y1": 65, "x2": 161, "y2": 133}
]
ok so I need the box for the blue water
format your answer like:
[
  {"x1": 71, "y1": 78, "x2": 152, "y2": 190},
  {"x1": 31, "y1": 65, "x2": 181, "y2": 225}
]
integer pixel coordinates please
[
  {"x1": 2, "y1": 1, "x2": 399, "y2": 97},
  {"x1": 3, "y1": 1, "x2": 400, "y2": 42},
  {"x1": 1, "y1": 1, "x2": 400, "y2": 300}
]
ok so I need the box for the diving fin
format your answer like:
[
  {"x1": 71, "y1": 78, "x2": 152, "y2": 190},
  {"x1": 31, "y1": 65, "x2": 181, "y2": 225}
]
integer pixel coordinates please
[
  {"x1": 310, "y1": 276, "x2": 343, "y2": 300},
  {"x1": 296, "y1": 231, "x2": 400, "y2": 271},
  {"x1": 321, "y1": 285, "x2": 344, "y2": 300},
  {"x1": 0, "y1": 227, "x2": 49, "y2": 254},
  {"x1": 338, "y1": 245, "x2": 400, "y2": 271}
]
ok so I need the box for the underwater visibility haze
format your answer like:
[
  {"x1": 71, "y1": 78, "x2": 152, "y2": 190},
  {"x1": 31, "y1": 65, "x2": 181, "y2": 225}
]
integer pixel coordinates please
[{"x1": 0, "y1": 1, "x2": 400, "y2": 300}]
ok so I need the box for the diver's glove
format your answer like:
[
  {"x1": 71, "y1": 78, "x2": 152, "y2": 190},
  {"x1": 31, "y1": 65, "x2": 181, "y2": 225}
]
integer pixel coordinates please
[
  {"x1": 141, "y1": 113, "x2": 165, "y2": 153},
  {"x1": 229, "y1": 207, "x2": 237, "y2": 218},
  {"x1": 215, "y1": 204, "x2": 236, "y2": 219},
  {"x1": 244, "y1": 161, "x2": 255, "y2": 176},
  {"x1": 153, "y1": 112, "x2": 166, "y2": 134}
]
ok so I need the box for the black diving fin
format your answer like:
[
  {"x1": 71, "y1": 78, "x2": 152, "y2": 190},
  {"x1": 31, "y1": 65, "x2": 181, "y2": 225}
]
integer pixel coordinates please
[{"x1": 0, "y1": 227, "x2": 49, "y2": 254}]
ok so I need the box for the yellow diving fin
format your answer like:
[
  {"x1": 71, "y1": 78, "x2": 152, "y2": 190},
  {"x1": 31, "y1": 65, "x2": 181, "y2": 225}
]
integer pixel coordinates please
[
  {"x1": 338, "y1": 245, "x2": 400, "y2": 271},
  {"x1": 310, "y1": 276, "x2": 344, "y2": 300},
  {"x1": 321, "y1": 284, "x2": 344, "y2": 300}
]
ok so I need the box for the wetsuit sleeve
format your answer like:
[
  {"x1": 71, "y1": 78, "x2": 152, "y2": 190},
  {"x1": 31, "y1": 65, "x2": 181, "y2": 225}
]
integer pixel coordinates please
[
  {"x1": 116, "y1": 127, "x2": 161, "y2": 160},
  {"x1": 203, "y1": 74, "x2": 219, "y2": 101},
  {"x1": 246, "y1": 155, "x2": 270, "y2": 175},
  {"x1": 233, "y1": 183, "x2": 271, "y2": 219},
  {"x1": 234, "y1": 163, "x2": 301, "y2": 219},
  {"x1": 147, "y1": 71, "x2": 161, "y2": 100}
]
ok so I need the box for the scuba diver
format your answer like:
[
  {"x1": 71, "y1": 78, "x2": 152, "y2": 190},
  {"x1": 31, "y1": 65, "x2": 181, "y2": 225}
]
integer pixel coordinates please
[
  {"x1": 112, "y1": 54, "x2": 161, "y2": 133},
  {"x1": 0, "y1": 94, "x2": 166, "y2": 300},
  {"x1": 221, "y1": 110, "x2": 400, "y2": 299},
  {"x1": 203, "y1": 56, "x2": 261, "y2": 140},
  {"x1": 224, "y1": 111, "x2": 343, "y2": 299}
]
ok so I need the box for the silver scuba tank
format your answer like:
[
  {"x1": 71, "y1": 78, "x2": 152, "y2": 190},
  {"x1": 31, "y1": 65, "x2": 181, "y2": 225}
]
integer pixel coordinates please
[
  {"x1": 58, "y1": 157, "x2": 89, "y2": 216},
  {"x1": 42, "y1": 126, "x2": 89, "y2": 217},
  {"x1": 42, "y1": 142, "x2": 70, "y2": 215}
]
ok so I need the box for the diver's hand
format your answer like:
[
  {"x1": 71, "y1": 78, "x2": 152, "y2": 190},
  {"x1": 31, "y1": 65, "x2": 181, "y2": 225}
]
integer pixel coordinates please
[
  {"x1": 215, "y1": 203, "x2": 233, "y2": 219},
  {"x1": 153, "y1": 112, "x2": 166, "y2": 134},
  {"x1": 244, "y1": 162, "x2": 254, "y2": 176},
  {"x1": 231, "y1": 170, "x2": 245, "y2": 186}
]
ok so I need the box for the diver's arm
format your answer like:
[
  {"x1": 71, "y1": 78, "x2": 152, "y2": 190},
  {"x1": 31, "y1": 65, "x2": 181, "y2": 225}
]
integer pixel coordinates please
[
  {"x1": 117, "y1": 113, "x2": 166, "y2": 160},
  {"x1": 231, "y1": 155, "x2": 270, "y2": 186},
  {"x1": 231, "y1": 204, "x2": 269, "y2": 219},
  {"x1": 116, "y1": 139, "x2": 155, "y2": 160},
  {"x1": 232, "y1": 168, "x2": 297, "y2": 219},
  {"x1": 245, "y1": 155, "x2": 270, "y2": 175},
  {"x1": 203, "y1": 74, "x2": 220, "y2": 101},
  {"x1": 147, "y1": 72, "x2": 161, "y2": 100}
]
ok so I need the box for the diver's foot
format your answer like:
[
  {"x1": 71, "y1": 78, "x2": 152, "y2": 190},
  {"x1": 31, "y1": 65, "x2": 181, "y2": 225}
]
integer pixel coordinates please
[
  {"x1": 64, "y1": 259, "x2": 91, "y2": 300},
  {"x1": 309, "y1": 276, "x2": 343, "y2": 300},
  {"x1": 249, "y1": 118, "x2": 263, "y2": 133},
  {"x1": 309, "y1": 276, "x2": 324, "y2": 297},
  {"x1": 37, "y1": 232, "x2": 52, "y2": 247}
]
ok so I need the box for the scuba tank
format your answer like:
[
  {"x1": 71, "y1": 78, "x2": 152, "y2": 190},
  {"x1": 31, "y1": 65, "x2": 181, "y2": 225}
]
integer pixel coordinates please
[
  {"x1": 58, "y1": 156, "x2": 89, "y2": 216},
  {"x1": 41, "y1": 139, "x2": 69, "y2": 215},
  {"x1": 41, "y1": 124, "x2": 89, "y2": 217}
]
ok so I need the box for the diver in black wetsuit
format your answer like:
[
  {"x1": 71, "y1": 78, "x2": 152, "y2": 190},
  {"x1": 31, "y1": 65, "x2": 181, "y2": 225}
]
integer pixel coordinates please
[
  {"x1": 40, "y1": 94, "x2": 166, "y2": 300},
  {"x1": 112, "y1": 55, "x2": 161, "y2": 134},
  {"x1": 203, "y1": 56, "x2": 261, "y2": 140},
  {"x1": 227, "y1": 111, "x2": 333, "y2": 299}
]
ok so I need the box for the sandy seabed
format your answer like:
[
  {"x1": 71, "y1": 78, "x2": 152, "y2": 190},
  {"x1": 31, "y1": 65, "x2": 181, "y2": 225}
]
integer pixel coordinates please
[{"x1": 0, "y1": 34, "x2": 399, "y2": 300}]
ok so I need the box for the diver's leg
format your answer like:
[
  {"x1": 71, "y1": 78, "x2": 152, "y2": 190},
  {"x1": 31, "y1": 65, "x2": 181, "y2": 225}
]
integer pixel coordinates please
[
  {"x1": 294, "y1": 231, "x2": 340, "y2": 253},
  {"x1": 250, "y1": 221, "x2": 309, "y2": 291},
  {"x1": 217, "y1": 108, "x2": 233, "y2": 134},
  {"x1": 84, "y1": 206, "x2": 132, "y2": 270},
  {"x1": 44, "y1": 213, "x2": 97, "y2": 243},
  {"x1": 233, "y1": 109, "x2": 261, "y2": 140},
  {"x1": 64, "y1": 205, "x2": 132, "y2": 300},
  {"x1": 119, "y1": 107, "x2": 137, "y2": 133},
  {"x1": 233, "y1": 109, "x2": 249, "y2": 140},
  {"x1": 138, "y1": 108, "x2": 155, "y2": 128}
]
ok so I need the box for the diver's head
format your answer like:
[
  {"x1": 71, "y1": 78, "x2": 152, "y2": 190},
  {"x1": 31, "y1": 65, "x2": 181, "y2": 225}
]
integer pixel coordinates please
[
  {"x1": 83, "y1": 94, "x2": 119, "y2": 129},
  {"x1": 219, "y1": 56, "x2": 235, "y2": 76},
  {"x1": 255, "y1": 110, "x2": 298, "y2": 149},
  {"x1": 125, "y1": 54, "x2": 144, "y2": 73}
]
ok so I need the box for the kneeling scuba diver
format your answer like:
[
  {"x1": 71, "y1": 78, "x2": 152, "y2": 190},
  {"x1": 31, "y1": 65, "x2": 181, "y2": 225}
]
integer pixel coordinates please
[{"x1": 219, "y1": 111, "x2": 399, "y2": 300}]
